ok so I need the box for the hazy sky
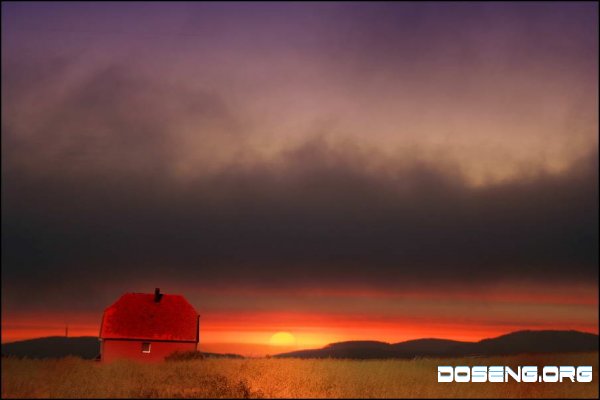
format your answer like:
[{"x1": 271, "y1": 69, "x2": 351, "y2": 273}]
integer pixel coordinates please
[{"x1": 2, "y1": 2, "x2": 598, "y2": 353}]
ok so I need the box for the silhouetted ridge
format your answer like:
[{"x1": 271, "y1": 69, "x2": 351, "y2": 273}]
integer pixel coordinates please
[
  {"x1": 475, "y1": 330, "x2": 599, "y2": 355},
  {"x1": 1, "y1": 336, "x2": 100, "y2": 359},
  {"x1": 4, "y1": 330, "x2": 596, "y2": 360},
  {"x1": 1, "y1": 336, "x2": 243, "y2": 360},
  {"x1": 275, "y1": 330, "x2": 598, "y2": 359}
]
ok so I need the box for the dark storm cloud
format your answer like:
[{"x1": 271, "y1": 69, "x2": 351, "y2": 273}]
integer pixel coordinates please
[
  {"x1": 2, "y1": 64, "x2": 597, "y2": 307},
  {"x1": 2, "y1": 2, "x2": 598, "y2": 313}
]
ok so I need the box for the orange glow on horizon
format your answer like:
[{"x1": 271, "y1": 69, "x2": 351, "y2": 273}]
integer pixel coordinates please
[
  {"x1": 2, "y1": 281, "x2": 597, "y2": 356},
  {"x1": 3, "y1": 308, "x2": 597, "y2": 355}
]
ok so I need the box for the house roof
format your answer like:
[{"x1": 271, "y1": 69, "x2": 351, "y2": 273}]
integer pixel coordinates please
[{"x1": 100, "y1": 292, "x2": 198, "y2": 342}]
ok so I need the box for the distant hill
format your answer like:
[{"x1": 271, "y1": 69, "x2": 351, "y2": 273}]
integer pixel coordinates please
[
  {"x1": 1, "y1": 337, "x2": 242, "y2": 360},
  {"x1": 475, "y1": 330, "x2": 600, "y2": 355},
  {"x1": 4, "y1": 330, "x2": 596, "y2": 360},
  {"x1": 1, "y1": 337, "x2": 100, "y2": 359},
  {"x1": 275, "y1": 330, "x2": 599, "y2": 359}
]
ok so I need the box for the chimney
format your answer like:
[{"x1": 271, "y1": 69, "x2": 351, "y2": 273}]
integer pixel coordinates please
[{"x1": 154, "y1": 288, "x2": 162, "y2": 303}]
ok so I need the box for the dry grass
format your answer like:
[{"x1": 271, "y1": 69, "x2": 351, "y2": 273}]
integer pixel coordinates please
[{"x1": 2, "y1": 352, "x2": 597, "y2": 398}]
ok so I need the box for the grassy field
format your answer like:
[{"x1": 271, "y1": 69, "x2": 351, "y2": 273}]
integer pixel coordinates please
[{"x1": 2, "y1": 352, "x2": 597, "y2": 398}]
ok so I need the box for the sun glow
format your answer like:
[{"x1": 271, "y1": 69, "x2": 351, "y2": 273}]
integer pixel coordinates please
[{"x1": 269, "y1": 331, "x2": 296, "y2": 346}]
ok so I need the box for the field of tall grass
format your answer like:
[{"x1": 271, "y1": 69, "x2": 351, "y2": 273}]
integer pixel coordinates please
[{"x1": 2, "y1": 352, "x2": 597, "y2": 398}]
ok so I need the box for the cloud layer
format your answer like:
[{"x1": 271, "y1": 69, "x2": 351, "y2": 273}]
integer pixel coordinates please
[{"x1": 2, "y1": 2, "x2": 598, "y2": 315}]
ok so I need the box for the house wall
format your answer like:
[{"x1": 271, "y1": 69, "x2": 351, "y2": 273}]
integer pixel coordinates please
[{"x1": 101, "y1": 339, "x2": 197, "y2": 362}]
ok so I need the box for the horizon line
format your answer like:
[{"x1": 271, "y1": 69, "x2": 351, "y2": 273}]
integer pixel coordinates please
[{"x1": 3, "y1": 328, "x2": 598, "y2": 346}]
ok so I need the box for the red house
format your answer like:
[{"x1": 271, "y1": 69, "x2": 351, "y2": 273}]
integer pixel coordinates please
[{"x1": 99, "y1": 288, "x2": 199, "y2": 362}]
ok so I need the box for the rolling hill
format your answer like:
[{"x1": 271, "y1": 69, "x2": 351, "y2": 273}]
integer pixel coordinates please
[
  {"x1": 3, "y1": 330, "x2": 597, "y2": 360},
  {"x1": 275, "y1": 330, "x2": 599, "y2": 359},
  {"x1": 1, "y1": 336, "x2": 242, "y2": 359},
  {"x1": 1, "y1": 336, "x2": 100, "y2": 359}
]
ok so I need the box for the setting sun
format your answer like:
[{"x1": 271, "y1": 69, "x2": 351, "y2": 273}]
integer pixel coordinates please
[{"x1": 269, "y1": 331, "x2": 296, "y2": 346}]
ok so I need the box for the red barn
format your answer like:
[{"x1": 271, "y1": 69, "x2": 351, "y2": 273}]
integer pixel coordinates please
[{"x1": 99, "y1": 288, "x2": 199, "y2": 362}]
